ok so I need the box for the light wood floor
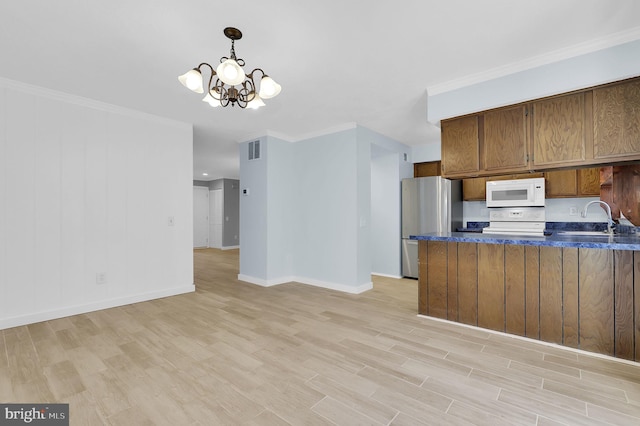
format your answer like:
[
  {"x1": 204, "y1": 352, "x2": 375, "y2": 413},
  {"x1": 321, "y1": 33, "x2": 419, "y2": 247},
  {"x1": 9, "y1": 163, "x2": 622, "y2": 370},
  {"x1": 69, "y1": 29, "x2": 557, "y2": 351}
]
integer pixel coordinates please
[{"x1": 2, "y1": 249, "x2": 640, "y2": 425}]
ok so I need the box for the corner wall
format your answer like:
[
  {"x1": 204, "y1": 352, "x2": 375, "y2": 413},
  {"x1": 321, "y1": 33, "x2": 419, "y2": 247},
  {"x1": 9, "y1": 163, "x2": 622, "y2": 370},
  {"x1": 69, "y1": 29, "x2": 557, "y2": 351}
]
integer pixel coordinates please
[{"x1": 238, "y1": 127, "x2": 373, "y2": 293}]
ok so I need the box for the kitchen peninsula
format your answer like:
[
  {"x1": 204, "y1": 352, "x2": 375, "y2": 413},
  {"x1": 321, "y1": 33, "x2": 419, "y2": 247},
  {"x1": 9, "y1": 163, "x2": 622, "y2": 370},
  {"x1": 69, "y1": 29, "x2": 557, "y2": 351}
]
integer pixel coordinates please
[{"x1": 411, "y1": 232, "x2": 640, "y2": 362}]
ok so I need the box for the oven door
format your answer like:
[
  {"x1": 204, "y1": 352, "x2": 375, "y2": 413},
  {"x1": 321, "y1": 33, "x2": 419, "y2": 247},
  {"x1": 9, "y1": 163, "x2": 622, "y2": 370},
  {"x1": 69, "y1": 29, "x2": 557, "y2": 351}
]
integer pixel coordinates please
[{"x1": 486, "y1": 179, "x2": 544, "y2": 207}]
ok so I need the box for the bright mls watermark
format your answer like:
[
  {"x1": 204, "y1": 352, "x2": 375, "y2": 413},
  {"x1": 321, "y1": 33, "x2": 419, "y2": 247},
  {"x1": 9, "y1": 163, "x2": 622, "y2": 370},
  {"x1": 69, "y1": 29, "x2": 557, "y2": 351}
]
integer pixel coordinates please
[{"x1": 0, "y1": 404, "x2": 68, "y2": 425}]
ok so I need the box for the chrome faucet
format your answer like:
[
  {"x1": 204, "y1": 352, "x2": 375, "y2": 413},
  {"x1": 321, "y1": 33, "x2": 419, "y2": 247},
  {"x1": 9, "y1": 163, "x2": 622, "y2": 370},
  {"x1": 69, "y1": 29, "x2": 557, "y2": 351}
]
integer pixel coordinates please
[{"x1": 581, "y1": 200, "x2": 615, "y2": 234}]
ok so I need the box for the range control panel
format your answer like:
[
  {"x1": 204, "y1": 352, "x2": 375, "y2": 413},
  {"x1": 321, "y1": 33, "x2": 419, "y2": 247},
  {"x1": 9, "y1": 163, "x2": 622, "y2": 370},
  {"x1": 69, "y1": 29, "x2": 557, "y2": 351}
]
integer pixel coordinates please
[{"x1": 488, "y1": 207, "x2": 545, "y2": 222}]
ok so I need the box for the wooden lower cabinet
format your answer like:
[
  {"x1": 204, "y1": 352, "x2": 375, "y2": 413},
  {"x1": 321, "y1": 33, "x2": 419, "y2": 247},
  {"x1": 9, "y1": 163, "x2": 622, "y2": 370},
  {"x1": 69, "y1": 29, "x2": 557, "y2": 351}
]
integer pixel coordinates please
[
  {"x1": 478, "y1": 244, "x2": 505, "y2": 332},
  {"x1": 524, "y1": 246, "x2": 540, "y2": 340},
  {"x1": 418, "y1": 240, "x2": 640, "y2": 361},
  {"x1": 426, "y1": 241, "x2": 447, "y2": 319},
  {"x1": 539, "y1": 247, "x2": 563, "y2": 344},
  {"x1": 457, "y1": 242, "x2": 478, "y2": 326},
  {"x1": 562, "y1": 248, "x2": 579, "y2": 348},
  {"x1": 505, "y1": 245, "x2": 525, "y2": 337}
]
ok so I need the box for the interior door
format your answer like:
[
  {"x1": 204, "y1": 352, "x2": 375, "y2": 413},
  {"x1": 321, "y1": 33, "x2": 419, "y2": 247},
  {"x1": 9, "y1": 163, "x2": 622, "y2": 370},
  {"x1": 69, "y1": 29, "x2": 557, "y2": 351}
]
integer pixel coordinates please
[
  {"x1": 209, "y1": 189, "x2": 223, "y2": 248},
  {"x1": 193, "y1": 187, "x2": 209, "y2": 248}
]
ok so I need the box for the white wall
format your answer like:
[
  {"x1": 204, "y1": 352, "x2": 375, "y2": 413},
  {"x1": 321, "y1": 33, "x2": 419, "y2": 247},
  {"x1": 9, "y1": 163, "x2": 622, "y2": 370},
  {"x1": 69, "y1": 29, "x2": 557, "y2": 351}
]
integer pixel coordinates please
[
  {"x1": 355, "y1": 131, "x2": 372, "y2": 286},
  {"x1": 238, "y1": 137, "x2": 268, "y2": 280},
  {"x1": 428, "y1": 39, "x2": 640, "y2": 122},
  {"x1": 238, "y1": 127, "x2": 374, "y2": 293},
  {"x1": 371, "y1": 154, "x2": 402, "y2": 277},
  {"x1": 266, "y1": 136, "x2": 294, "y2": 280},
  {"x1": 291, "y1": 128, "x2": 369, "y2": 292},
  {"x1": 412, "y1": 142, "x2": 442, "y2": 163},
  {"x1": 0, "y1": 78, "x2": 194, "y2": 330},
  {"x1": 367, "y1": 128, "x2": 413, "y2": 278}
]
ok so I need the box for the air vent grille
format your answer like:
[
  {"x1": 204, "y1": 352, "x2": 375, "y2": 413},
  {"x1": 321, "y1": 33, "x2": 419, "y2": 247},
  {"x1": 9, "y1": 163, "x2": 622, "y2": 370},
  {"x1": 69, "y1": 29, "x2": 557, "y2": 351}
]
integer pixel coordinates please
[{"x1": 248, "y1": 140, "x2": 261, "y2": 160}]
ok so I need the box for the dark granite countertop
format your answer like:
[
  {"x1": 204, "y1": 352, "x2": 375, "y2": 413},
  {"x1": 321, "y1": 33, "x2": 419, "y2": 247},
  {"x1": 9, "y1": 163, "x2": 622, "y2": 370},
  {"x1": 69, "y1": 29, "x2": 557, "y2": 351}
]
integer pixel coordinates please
[{"x1": 410, "y1": 231, "x2": 640, "y2": 250}]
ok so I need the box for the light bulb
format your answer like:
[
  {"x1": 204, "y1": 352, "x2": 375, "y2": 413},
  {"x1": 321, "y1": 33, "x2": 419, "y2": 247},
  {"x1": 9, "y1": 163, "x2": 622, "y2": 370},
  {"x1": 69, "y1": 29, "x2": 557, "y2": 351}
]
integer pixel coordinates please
[
  {"x1": 224, "y1": 66, "x2": 237, "y2": 80},
  {"x1": 178, "y1": 69, "x2": 204, "y2": 93},
  {"x1": 216, "y1": 59, "x2": 245, "y2": 86},
  {"x1": 247, "y1": 93, "x2": 265, "y2": 109},
  {"x1": 209, "y1": 88, "x2": 221, "y2": 100},
  {"x1": 258, "y1": 76, "x2": 281, "y2": 99},
  {"x1": 202, "y1": 93, "x2": 220, "y2": 107}
]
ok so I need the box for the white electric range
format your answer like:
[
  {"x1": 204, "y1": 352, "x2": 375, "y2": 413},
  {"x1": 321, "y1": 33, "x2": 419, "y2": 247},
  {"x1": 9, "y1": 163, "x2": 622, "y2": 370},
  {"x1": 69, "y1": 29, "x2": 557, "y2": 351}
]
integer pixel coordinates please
[{"x1": 482, "y1": 207, "x2": 546, "y2": 236}]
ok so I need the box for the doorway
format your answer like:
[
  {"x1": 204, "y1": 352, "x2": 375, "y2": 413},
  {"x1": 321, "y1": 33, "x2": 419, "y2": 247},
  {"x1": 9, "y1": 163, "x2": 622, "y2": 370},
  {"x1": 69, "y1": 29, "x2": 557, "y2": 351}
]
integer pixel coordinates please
[
  {"x1": 209, "y1": 189, "x2": 223, "y2": 249},
  {"x1": 193, "y1": 186, "x2": 209, "y2": 248}
]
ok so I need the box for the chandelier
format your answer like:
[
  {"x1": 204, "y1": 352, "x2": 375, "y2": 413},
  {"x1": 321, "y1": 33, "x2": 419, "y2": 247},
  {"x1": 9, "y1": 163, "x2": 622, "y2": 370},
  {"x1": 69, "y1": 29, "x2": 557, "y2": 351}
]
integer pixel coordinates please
[{"x1": 178, "y1": 27, "x2": 281, "y2": 109}]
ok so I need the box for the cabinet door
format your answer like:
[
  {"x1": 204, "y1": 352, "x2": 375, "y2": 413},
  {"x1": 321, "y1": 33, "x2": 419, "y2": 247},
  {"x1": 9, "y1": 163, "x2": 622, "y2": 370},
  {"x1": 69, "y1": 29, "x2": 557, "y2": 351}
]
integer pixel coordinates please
[
  {"x1": 593, "y1": 79, "x2": 640, "y2": 160},
  {"x1": 462, "y1": 177, "x2": 486, "y2": 201},
  {"x1": 441, "y1": 115, "x2": 480, "y2": 176},
  {"x1": 414, "y1": 161, "x2": 441, "y2": 177},
  {"x1": 545, "y1": 170, "x2": 578, "y2": 197},
  {"x1": 532, "y1": 92, "x2": 588, "y2": 167},
  {"x1": 478, "y1": 244, "x2": 505, "y2": 332},
  {"x1": 577, "y1": 167, "x2": 600, "y2": 196},
  {"x1": 483, "y1": 105, "x2": 528, "y2": 172},
  {"x1": 457, "y1": 243, "x2": 478, "y2": 326},
  {"x1": 426, "y1": 241, "x2": 448, "y2": 319}
]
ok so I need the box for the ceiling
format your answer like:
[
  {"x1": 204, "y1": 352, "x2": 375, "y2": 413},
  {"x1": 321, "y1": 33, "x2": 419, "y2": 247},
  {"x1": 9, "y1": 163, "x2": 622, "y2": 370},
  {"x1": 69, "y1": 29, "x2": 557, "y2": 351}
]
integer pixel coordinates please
[{"x1": 2, "y1": 1, "x2": 640, "y2": 180}]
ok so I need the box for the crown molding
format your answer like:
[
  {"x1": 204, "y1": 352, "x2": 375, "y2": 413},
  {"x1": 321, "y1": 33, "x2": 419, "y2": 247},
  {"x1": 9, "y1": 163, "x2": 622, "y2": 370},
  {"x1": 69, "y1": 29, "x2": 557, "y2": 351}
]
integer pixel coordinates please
[
  {"x1": 236, "y1": 122, "x2": 358, "y2": 144},
  {"x1": 290, "y1": 122, "x2": 357, "y2": 142},
  {"x1": 427, "y1": 27, "x2": 640, "y2": 96},
  {"x1": 0, "y1": 76, "x2": 192, "y2": 129}
]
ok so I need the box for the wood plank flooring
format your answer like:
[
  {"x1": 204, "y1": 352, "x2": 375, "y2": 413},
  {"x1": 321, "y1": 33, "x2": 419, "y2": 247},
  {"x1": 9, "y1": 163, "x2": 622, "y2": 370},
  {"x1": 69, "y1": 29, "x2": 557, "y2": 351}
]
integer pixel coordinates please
[{"x1": 2, "y1": 248, "x2": 640, "y2": 425}]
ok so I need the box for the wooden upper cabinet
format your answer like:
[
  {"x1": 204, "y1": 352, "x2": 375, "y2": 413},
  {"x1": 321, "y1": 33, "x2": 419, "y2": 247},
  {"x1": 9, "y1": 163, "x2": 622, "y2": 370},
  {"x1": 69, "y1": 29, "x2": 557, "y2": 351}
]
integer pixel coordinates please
[
  {"x1": 462, "y1": 177, "x2": 486, "y2": 201},
  {"x1": 532, "y1": 92, "x2": 590, "y2": 167},
  {"x1": 441, "y1": 76, "x2": 640, "y2": 179},
  {"x1": 414, "y1": 161, "x2": 441, "y2": 177},
  {"x1": 577, "y1": 167, "x2": 601, "y2": 196},
  {"x1": 441, "y1": 115, "x2": 480, "y2": 176},
  {"x1": 483, "y1": 105, "x2": 528, "y2": 172},
  {"x1": 545, "y1": 170, "x2": 578, "y2": 197},
  {"x1": 544, "y1": 167, "x2": 601, "y2": 198},
  {"x1": 593, "y1": 79, "x2": 640, "y2": 160}
]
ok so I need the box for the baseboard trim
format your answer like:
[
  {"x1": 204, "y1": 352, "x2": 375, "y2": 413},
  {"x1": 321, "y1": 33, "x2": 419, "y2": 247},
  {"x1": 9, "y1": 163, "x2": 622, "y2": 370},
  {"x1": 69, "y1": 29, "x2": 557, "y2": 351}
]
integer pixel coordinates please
[
  {"x1": 417, "y1": 314, "x2": 639, "y2": 367},
  {"x1": 0, "y1": 285, "x2": 195, "y2": 330},
  {"x1": 237, "y1": 274, "x2": 372, "y2": 294},
  {"x1": 371, "y1": 272, "x2": 403, "y2": 279},
  {"x1": 221, "y1": 245, "x2": 240, "y2": 250},
  {"x1": 237, "y1": 274, "x2": 280, "y2": 287}
]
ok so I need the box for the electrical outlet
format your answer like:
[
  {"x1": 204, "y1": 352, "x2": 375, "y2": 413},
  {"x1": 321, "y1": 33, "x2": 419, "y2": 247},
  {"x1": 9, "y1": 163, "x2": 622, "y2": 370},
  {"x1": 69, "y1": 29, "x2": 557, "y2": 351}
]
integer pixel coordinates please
[
  {"x1": 96, "y1": 272, "x2": 107, "y2": 285},
  {"x1": 569, "y1": 207, "x2": 578, "y2": 216}
]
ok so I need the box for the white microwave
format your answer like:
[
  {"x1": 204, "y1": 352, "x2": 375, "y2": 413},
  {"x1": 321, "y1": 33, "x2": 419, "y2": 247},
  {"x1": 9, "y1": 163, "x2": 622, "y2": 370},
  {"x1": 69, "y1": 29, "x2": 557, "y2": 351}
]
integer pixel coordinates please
[{"x1": 486, "y1": 177, "x2": 545, "y2": 207}]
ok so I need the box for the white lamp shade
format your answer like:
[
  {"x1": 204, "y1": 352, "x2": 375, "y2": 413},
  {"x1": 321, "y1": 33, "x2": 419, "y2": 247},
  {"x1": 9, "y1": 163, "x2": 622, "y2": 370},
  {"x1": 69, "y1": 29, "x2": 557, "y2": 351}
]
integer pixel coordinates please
[
  {"x1": 178, "y1": 69, "x2": 204, "y2": 93},
  {"x1": 202, "y1": 93, "x2": 220, "y2": 107},
  {"x1": 258, "y1": 76, "x2": 281, "y2": 99},
  {"x1": 209, "y1": 88, "x2": 221, "y2": 100},
  {"x1": 216, "y1": 59, "x2": 245, "y2": 86},
  {"x1": 247, "y1": 93, "x2": 265, "y2": 109}
]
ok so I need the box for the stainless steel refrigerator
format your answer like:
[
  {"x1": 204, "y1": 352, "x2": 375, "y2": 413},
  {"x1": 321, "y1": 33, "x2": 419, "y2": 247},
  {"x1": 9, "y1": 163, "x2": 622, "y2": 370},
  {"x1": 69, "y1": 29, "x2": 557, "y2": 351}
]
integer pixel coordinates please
[{"x1": 401, "y1": 177, "x2": 462, "y2": 278}]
